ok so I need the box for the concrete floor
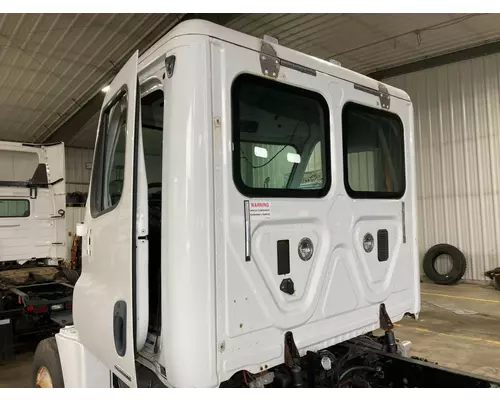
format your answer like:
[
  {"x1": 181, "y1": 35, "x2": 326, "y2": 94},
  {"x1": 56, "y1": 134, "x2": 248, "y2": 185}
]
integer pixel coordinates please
[
  {"x1": 1, "y1": 281, "x2": 499, "y2": 387},
  {"x1": 392, "y1": 281, "x2": 500, "y2": 382}
]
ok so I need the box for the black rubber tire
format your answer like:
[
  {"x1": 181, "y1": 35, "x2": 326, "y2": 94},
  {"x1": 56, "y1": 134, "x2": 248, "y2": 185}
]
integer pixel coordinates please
[
  {"x1": 423, "y1": 244, "x2": 467, "y2": 285},
  {"x1": 61, "y1": 269, "x2": 79, "y2": 286},
  {"x1": 32, "y1": 337, "x2": 65, "y2": 388}
]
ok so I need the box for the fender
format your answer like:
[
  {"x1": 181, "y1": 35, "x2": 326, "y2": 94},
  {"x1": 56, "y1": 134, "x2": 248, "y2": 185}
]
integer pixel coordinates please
[{"x1": 55, "y1": 326, "x2": 110, "y2": 388}]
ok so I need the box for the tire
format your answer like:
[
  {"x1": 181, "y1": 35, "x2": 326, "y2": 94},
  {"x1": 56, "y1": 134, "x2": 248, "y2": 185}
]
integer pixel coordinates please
[
  {"x1": 61, "y1": 269, "x2": 79, "y2": 286},
  {"x1": 32, "y1": 337, "x2": 65, "y2": 388},
  {"x1": 423, "y1": 244, "x2": 467, "y2": 285},
  {"x1": 494, "y1": 276, "x2": 500, "y2": 291}
]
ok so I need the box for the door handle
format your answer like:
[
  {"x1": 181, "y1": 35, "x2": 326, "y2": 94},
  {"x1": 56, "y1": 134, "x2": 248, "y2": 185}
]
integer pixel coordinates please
[
  {"x1": 113, "y1": 300, "x2": 127, "y2": 357},
  {"x1": 88, "y1": 229, "x2": 91, "y2": 256},
  {"x1": 244, "y1": 200, "x2": 251, "y2": 261}
]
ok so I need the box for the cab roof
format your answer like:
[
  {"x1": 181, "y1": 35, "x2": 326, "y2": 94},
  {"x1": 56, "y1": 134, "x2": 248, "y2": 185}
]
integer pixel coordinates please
[{"x1": 139, "y1": 19, "x2": 411, "y2": 103}]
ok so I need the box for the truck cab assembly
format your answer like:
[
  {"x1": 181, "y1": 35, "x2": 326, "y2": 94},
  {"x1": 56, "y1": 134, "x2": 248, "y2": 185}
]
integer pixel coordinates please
[{"x1": 29, "y1": 19, "x2": 499, "y2": 388}]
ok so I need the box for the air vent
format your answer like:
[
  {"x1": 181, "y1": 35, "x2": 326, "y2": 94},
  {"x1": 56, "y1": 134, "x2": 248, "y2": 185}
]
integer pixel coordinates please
[{"x1": 377, "y1": 229, "x2": 389, "y2": 262}]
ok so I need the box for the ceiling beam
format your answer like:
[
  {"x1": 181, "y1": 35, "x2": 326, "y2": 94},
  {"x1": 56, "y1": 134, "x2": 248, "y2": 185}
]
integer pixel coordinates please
[
  {"x1": 369, "y1": 39, "x2": 500, "y2": 81},
  {"x1": 45, "y1": 13, "x2": 242, "y2": 146}
]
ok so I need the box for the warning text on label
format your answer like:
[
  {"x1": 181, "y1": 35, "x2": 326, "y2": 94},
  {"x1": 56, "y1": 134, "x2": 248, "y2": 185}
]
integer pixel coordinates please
[{"x1": 249, "y1": 201, "x2": 271, "y2": 220}]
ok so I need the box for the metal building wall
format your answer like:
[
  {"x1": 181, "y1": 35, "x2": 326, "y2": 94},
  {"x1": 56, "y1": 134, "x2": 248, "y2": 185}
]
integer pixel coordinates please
[
  {"x1": 64, "y1": 147, "x2": 94, "y2": 257},
  {"x1": 384, "y1": 53, "x2": 500, "y2": 281}
]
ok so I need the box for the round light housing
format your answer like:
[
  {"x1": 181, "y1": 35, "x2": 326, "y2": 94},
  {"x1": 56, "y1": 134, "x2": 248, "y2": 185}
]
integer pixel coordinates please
[
  {"x1": 298, "y1": 237, "x2": 314, "y2": 261},
  {"x1": 363, "y1": 233, "x2": 374, "y2": 253}
]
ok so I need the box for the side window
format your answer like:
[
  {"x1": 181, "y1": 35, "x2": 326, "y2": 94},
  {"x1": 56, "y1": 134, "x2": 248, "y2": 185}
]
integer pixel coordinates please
[
  {"x1": 91, "y1": 92, "x2": 128, "y2": 216},
  {"x1": 0, "y1": 199, "x2": 30, "y2": 217},
  {"x1": 342, "y1": 102, "x2": 405, "y2": 198}
]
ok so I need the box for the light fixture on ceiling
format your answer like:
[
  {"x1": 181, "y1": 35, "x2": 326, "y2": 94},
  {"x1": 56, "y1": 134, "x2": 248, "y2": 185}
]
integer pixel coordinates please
[{"x1": 101, "y1": 85, "x2": 110, "y2": 93}]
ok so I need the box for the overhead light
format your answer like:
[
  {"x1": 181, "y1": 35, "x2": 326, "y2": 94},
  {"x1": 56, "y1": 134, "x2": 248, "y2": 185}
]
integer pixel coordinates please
[{"x1": 101, "y1": 85, "x2": 110, "y2": 93}]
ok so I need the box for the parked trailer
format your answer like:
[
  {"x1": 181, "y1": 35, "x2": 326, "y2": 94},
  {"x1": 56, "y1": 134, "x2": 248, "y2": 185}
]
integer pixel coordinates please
[{"x1": 31, "y1": 20, "x2": 499, "y2": 388}]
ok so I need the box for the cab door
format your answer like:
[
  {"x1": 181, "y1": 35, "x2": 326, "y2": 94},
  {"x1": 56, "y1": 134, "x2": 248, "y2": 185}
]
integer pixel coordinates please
[{"x1": 73, "y1": 51, "x2": 147, "y2": 387}]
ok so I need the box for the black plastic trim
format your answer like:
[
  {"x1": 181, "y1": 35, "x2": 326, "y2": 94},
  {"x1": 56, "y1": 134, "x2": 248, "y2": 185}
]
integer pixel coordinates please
[
  {"x1": 377, "y1": 229, "x2": 389, "y2": 262},
  {"x1": 89, "y1": 87, "x2": 128, "y2": 219},
  {"x1": 113, "y1": 300, "x2": 127, "y2": 357},
  {"x1": 277, "y1": 240, "x2": 291, "y2": 275},
  {"x1": 131, "y1": 78, "x2": 140, "y2": 354}
]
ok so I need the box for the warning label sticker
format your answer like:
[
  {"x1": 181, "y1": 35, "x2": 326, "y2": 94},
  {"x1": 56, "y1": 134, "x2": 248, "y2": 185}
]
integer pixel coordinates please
[{"x1": 249, "y1": 201, "x2": 271, "y2": 220}]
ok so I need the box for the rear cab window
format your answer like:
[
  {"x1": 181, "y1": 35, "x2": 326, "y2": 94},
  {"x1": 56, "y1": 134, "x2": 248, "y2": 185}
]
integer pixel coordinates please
[
  {"x1": 231, "y1": 74, "x2": 331, "y2": 198},
  {"x1": 342, "y1": 102, "x2": 405, "y2": 199}
]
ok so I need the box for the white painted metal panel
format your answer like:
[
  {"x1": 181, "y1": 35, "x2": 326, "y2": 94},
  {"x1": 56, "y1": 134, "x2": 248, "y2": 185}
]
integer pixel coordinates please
[
  {"x1": 211, "y1": 34, "x2": 418, "y2": 385},
  {"x1": 0, "y1": 141, "x2": 66, "y2": 262},
  {"x1": 72, "y1": 51, "x2": 143, "y2": 386},
  {"x1": 385, "y1": 53, "x2": 500, "y2": 281}
]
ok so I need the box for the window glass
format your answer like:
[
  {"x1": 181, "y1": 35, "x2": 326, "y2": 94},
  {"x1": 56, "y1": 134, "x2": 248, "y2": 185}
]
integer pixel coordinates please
[
  {"x1": 0, "y1": 199, "x2": 29, "y2": 217},
  {"x1": 91, "y1": 92, "x2": 128, "y2": 215},
  {"x1": 141, "y1": 90, "x2": 163, "y2": 188},
  {"x1": 232, "y1": 74, "x2": 330, "y2": 198},
  {"x1": 300, "y1": 142, "x2": 324, "y2": 189},
  {"x1": 342, "y1": 102, "x2": 405, "y2": 198}
]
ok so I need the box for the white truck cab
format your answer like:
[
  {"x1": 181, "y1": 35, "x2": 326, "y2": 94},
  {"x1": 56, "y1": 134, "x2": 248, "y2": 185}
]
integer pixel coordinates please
[
  {"x1": 33, "y1": 19, "x2": 423, "y2": 389},
  {"x1": 0, "y1": 141, "x2": 66, "y2": 264}
]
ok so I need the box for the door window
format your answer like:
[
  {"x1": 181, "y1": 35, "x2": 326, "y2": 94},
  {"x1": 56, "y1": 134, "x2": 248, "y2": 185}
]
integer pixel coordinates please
[{"x1": 90, "y1": 92, "x2": 128, "y2": 216}]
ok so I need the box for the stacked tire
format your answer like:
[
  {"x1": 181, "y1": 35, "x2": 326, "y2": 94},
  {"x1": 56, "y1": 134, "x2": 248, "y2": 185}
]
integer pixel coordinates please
[{"x1": 423, "y1": 244, "x2": 467, "y2": 285}]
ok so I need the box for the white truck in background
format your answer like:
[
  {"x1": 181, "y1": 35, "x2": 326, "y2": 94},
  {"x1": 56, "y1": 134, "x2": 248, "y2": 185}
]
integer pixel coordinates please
[
  {"x1": 29, "y1": 20, "x2": 499, "y2": 388},
  {"x1": 0, "y1": 141, "x2": 77, "y2": 361}
]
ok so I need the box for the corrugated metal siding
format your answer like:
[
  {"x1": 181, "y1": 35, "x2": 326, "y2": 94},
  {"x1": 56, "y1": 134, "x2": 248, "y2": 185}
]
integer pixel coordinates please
[
  {"x1": 384, "y1": 53, "x2": 500, "y2": 281},
  {"x1": 348, "y1": 152, "x2": 376, "y2": 192},
  {"x1": 0, "y1": 150, "x2": 38, "y2": 181}
]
